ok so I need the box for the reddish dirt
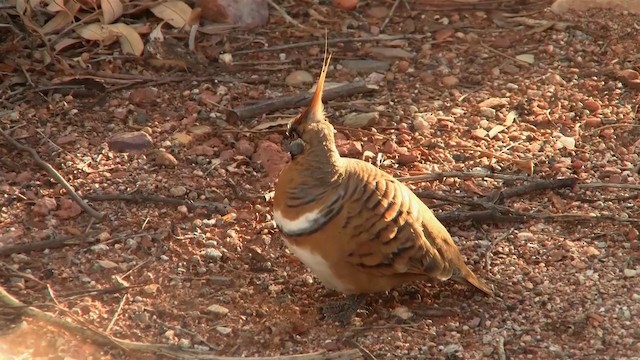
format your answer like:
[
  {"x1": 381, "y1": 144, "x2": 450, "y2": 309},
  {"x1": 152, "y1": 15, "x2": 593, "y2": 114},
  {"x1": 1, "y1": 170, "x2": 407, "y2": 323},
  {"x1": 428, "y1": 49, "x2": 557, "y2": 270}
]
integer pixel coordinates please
[{"x1": 1, "y1": 2, "x2": 639, "y2": 359}]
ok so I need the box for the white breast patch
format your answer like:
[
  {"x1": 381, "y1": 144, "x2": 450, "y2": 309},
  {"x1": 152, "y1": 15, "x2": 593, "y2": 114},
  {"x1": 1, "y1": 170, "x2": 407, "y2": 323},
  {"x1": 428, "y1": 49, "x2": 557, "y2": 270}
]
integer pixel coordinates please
[
  {"x1": 273, "y1": 208, "x2": 322, "y2": 235},
  {"x1": 283, "y1": 238, "x2": 352, "y2": 293}
]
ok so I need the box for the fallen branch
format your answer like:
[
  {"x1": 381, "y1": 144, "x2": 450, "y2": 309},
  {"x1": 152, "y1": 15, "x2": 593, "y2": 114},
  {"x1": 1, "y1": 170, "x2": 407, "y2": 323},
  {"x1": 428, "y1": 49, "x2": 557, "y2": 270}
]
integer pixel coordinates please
[
  {"x1": 0, "y1": 128, "x2": 104, "y2": 220},
  {"x1": 0, "y1": 231, "x2": 100, "y2": 257},
  {"x1": 84, "y1": 193, "x2": 230, "y2": 214},
  {"x1": 227, "y1": 81, "x2": 379, "y2": 121},
  {"x1": 483, "y1": 178, "x2": 578, "y2": 203},
  {"x1": 0, "y1": 286, "x2": 362, "y2": 360},
  {"x1": 231, "y1": 34, "x2": 427, "y2": 55},
  {"x1": 397, "y1": 171, "x2": 531, "y2": 183}
]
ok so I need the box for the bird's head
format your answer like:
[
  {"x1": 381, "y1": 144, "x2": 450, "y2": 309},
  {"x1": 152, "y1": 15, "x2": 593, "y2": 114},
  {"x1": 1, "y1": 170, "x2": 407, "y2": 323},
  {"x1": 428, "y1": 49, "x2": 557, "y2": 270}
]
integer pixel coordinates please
[{"x1": 285, "y1": 52, "x2": 336, "y2": 158}]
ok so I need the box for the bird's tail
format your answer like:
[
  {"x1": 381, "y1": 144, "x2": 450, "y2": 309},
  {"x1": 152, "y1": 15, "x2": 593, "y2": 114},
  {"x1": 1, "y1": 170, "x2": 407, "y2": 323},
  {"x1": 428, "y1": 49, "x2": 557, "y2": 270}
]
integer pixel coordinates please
[{"x1": 452, "y1": 265, "x2": 495, "y2": 297}]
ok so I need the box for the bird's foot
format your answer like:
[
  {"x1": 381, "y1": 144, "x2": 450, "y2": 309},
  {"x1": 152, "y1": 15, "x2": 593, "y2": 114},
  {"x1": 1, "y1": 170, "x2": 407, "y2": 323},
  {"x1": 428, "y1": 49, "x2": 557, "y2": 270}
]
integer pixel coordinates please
[{"x1": 318, "y1": 294, "x2": 367, "y2": 325}]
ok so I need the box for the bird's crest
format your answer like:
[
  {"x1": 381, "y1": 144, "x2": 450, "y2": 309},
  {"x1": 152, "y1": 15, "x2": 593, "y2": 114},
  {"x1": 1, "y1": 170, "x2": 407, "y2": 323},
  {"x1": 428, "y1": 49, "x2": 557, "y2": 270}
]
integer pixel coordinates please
[{"x1": 288, "y1": 33, "x2": 332, "y2": 135}]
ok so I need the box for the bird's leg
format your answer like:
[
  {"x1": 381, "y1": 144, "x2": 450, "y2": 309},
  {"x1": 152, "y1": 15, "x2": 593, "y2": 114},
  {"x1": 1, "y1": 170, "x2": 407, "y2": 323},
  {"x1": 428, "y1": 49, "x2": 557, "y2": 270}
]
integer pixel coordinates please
[{"x1": 318, "y1": 294, "x2": 367, "y2": 325}]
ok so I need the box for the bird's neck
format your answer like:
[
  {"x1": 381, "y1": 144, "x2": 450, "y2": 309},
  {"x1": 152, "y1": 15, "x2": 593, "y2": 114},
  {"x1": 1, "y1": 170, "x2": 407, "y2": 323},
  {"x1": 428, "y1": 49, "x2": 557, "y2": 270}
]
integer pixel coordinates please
[{"x1": 299, "y1": 138, "x2": 343, "y2": 183}]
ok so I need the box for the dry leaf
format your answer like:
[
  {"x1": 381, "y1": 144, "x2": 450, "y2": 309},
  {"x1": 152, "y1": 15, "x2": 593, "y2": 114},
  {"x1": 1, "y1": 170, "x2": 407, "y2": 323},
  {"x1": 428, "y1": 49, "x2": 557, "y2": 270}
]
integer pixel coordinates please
[
  {"x1": 471, "y1": 128, "x2": 488, "y2": 139},
  {"x1": 488, "y1": 111, "x2": 516, "y2": 138},
  {"x1": 54, "y1": 37, "x2": 83, "y2": 52},
  {"x1": 516, "y1": 54, "x2": 535, "y2": 64},
  {"x1": 41, "y1": 0, "x2": 81, "y2": 34},
  {"x1": 342, "y1": 112, "x2": 379, "y2": 128},
  {"x1": 101, "y1": 0, "x2": 123, "y2": 24},
  {"x1": 105, "y1": 23, "x2": 144, "y2": 56},
  {"x1": 251, "y1": 118, "x2": 290, "y2": 131},
  {"x1": 47, "y1": 0, "x2": 66, "y2": 12},
  {"x1": 557, "y1": 136, "x2": 575, "y2": 150},
  {"x1": 149, "y1": 21, "x2": 165, "y2": 41},
  {"x1": 75, "y1": 23, "x2": 115, "y2": 41},
  {"x1": 151, "y1": 0, "x2": 193, "y2": 30}
]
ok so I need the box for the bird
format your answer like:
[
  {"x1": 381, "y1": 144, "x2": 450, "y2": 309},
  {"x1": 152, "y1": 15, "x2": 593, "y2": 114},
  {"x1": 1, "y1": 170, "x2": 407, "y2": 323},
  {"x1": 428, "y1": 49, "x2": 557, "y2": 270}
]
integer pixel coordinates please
[{"x1": 272, "y1": 49, "x2": 494, "y2": 323}]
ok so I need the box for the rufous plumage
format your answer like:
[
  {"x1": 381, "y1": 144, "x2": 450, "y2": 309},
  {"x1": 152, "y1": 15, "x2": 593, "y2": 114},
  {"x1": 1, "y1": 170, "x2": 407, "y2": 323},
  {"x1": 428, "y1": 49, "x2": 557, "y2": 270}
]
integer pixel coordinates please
[{"x1": 273, "y1": 49, "x2": 494, "y2": 322}]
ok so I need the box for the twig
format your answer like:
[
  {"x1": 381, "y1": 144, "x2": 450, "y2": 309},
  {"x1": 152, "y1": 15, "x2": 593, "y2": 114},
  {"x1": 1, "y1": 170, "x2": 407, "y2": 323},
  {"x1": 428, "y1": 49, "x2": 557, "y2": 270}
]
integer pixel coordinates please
[
  {"x1": 496, "y1": 336, "x2": 507, "y2": 360},
  {"x1": 578, "y1": 182, "x2": 640, "y2": 190},
  {"x1": 345, "y1": 339, "x2": 377, "y2": 360},
  {"x1": 84, "y1": 193, "x2": 230, "y2": 214},
  {"x1": 227, "y1": 81, "x2": 379, "y2": 121},
  {"x1": 0, "y1": 128, "x2": 104, "y2": 220},
  {"x1": 397, "y1": 171, "x2": 531, "y2": 183},
  {"x1": 0, "y1": 231, "x2": 101, "y2": 256},
  {"x1": 484, "y1": 229, "x2": 514, "y2": 271},
  {"x1": 267, "y1": 0, "x2": 308, "y2": 29},
  {"x1": 105, "y1": 294, "x2": 127, "y2": 333},
  {"x1": 380, "y1": 0, "x2": 401, "y2": 31},
  {"x1": 59, "y1": 285, "x2": 143, "y2": 301},
  {"x1": 480, "y1": 42, "x2": 531, "y2": 66},
  {"x1": 231, "y1": 34, "x2": 426, "y2": 55},
  {"x1": 0, "y1": 286, "x2": 361, "y2": 360}
]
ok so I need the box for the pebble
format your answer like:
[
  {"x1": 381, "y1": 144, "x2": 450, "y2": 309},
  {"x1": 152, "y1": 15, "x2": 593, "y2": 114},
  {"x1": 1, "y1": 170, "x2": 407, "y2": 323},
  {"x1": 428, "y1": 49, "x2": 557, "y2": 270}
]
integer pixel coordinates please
[
  {"x1": 479, "y1": 107, "x2": 496, "y2": 118},
  {"x1": 517, "y1": 232, "x2": 535, "y2": 241},
  {"x1": 203, "y1": 249, "x2": 223, "y2": 262},
  {"x1": 96, "y1": 260, "x2": 118, "y2": 269},
  {"x1": 340, "y1": 59, "x2": 390, "y2": 73},
  {"x1": 178, "y1": 338, "x2": 191, "y2": 348},
  {"x1": 623, "y1": 268, "x2": 637, "y2": 277},
  {"x1": 169, "y1": 186, "x2": 187, "y2": 197},
  {"x1": 583, "y1": 99, "x2": 601, "y2": 112},
  {"x1": 90, "y1": 244, "x2": 109, "y2": 253},
  {"x1": 632, "y1": 293, "x2": 640, "y2": 302},
  {"x1": 107, "y1": 131, "x2": 153, "y2": 153},
  {"x1": 11, "y1": 254, "x2": 29, "y2": 264},
  {"x1": 441, "y1": 75, "x2": 459, "y2": 88},
  {"x1": 216, "y1": 326, "x2": 232, "y2": 335},
  {"x1": 285, "y1": 70, "x2": 313, "y2": 86},
  {"x1": 206, "y1": 304, "x2": 229, "y2": 316},
  {"x1": 155, "y1": 151, "x2": 178, "y2": 167}
]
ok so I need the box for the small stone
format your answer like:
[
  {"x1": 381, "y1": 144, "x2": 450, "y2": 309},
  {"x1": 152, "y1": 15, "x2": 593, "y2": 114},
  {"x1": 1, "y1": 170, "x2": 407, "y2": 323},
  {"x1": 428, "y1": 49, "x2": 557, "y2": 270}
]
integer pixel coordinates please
[
  {"x1": 624, "y1": 268, "x2": 637, "y2": 278},
  {"x1": 413, "y1": 118, "x2": 429, "y2": 132},
  {"x1": 203, "y1": 249, "x2": 223, "y2": 261},
  {"x1": 583, "y1": 246, "x2": 601, "y2": 257},
  {"x1": 155, "y1": 151, "x2": 178, "y2": 167},
  {"x1": 468, "y1": 317, "x2": 481, "y2": 328},
  {"x1": 90, "y1": 244, "x2": 109, "y2": 253},
  {"x1": 216, "y1": 326, "x2": 232, "y2": 335},
  {"x1": 173, "y1": 132, "x2": 193, "y2": 145},
  {"x1": 478, "y1": 98, "x2": 508, "y2": 108},
  {"x1": 96, "y1": 260, "x2": 118, "y2": 269},
  {"x1": 517, "y1": 232, "x2": 535, "y2": 241},
  {"x1": 235, "y1": 139, "x2": 256, "y2": 157},
  {"x1": 443, "y1": 344, "x2": 462, "y2": 355},
  {"x1": 11, "y1": 254, "x2": 30, "y2": 264},
  {"x1": 178, "y1": 338, "x2": 191, "y2": 348},
  {"x1": 163, "y1": 329, "x2": 176, "y2": 339},
  {"x1": 285, "y1": 70, "x2": 314, "y2": 87},
  {"x1": 170, "y1": 186, "x2": 188, "y2": 197},
  {"x1": 129, "y1": 87, "x2": 157, "y2": 105},
  {"x1": 340, "y1": 59, "x2": 390, "y2": 73},
  {"x1": 396, "y1": 60, "x2": 410, "y2": 73},
  {"x1": 479, "y1": 107, "x2": 496, "y2": 118},
  {"x1": 397, "y1": 152, "x2": 419, "y2": 165},
  {"x1": 107, "y1": 131, "x2": 153, "y2": 153},
  {"x1": 206, "y1": 304, "x2": 229, "y2": 316},
  {"x1": 188, "y1": 125, "x2": 213, "y2": 136},
  {"x1": 583, "y1": 99, "x2": 601, "y2": 112},
  {"x1": 391, "y1": 306, "x2": 413, "y2": 320},
  {"x1": 632, "y1": 293, "x2": 640, "y2": 301},
  {"x1": 367, "y1": 47, "x2": 415, "y2": 59},
  {"x1": 342, "y1": 112, "x2": 379, "y2": 128},
  {"x1": 584, "y1": 116, "x2": 602, "y2": 128},
  {"x1": 441, "y1": 75, "x2": 459, "y2": 88}
]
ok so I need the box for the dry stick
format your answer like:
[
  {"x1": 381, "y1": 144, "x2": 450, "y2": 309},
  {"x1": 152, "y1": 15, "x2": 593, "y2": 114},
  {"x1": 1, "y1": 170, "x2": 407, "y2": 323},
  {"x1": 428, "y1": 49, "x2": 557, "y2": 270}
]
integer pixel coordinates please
[
  {"x1": 397, "y1": 171, "x2": 531, "y2": 183},
  {"x1": 266, "y1": 0, "x2": 308, "y2": 29},
  {"x1": 84, "y1": 193, "x2": 230, "y2": 214},
  {"x1": 231, "y1": 34, "x2": 427, "y2": 55},
  {"x1": 480, "y1": 42, "x2": 531, "y2": 66},
  {"x1": 105, "y1": 294, "x2": 127, "y2": 333},
  {"x1": 579, "y1": 182, "x2": 640, "y2": 190},
  {"x1": 0, "y1": 231, "x2": 101, "y2": 257},
  {"x1": 0, "y1": 128, "x2": 104, "y2": 220},
  {"x1": 0, "y1": 286, "x2": 361, "y2": 360},
  {"x1": 380, "y1": 0, "x2": 402, "y2": 31},
  {"x1": 227, "y1": 81, "x2": 379, "y2": 121}
]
